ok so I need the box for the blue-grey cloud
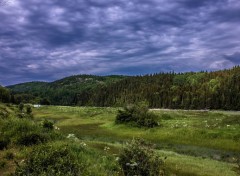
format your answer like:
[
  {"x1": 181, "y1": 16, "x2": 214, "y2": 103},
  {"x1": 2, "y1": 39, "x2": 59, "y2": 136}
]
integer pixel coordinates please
[{"x1": 0, "y1": 0, "x2": 239, "y2": 85}]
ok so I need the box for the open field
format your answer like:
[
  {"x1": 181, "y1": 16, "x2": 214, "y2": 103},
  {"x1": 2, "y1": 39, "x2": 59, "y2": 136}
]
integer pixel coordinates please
[{"x1": 30, "y1": 105, "x2": 240, "y2": 176}]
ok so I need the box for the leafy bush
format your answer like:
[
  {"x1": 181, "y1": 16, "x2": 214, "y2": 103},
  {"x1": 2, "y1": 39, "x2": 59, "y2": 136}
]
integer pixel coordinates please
[
  {"x1": 161, "y1": 113, "x2": 173, "y2": 120},
  {"x1": 18, "y1": 103, "x2": 24, "y2": 112},
  {"x1": 119, "y1": 138, "x2": 165, "y2": 176},
  {"x1": 116, "y1": 103, "x2": 159, "y2": 128},
  {"x1": 0, "y1": 138, "x2": 9, "y2": 150},
  {"x1": 0, "y1": 107, "x2": 9, "y2": 119},
  {"x1": 4, "y1": 151, "x2": 14, "y2": 160},
  {"x1": 26, "y1": 105, "x2": 32, "y2": 114},
  {"x1": 0, "y1": 160, "x2": 6, "y2": 169},
  {"x1": 14, "y1": 143, "x2": 85, "y2": 176},
  {"x1": 0, "y1": 118, "x2": 61, "y2": 147},
  {"x1": 17, "y1": 133, "x2": 47, "y2": 146},
  {"x1": 42, "y1": 119, "x2": 54, "y2": 130}
]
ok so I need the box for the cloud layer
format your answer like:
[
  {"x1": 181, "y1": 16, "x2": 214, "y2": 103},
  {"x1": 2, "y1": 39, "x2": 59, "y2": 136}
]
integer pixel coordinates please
[{"x1": 0, "y1": 0, "x2": 240, "y2": 85}]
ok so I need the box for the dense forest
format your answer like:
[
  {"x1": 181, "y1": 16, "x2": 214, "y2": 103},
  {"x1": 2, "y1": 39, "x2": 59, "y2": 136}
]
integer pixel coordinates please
[
  {"x1": 6, "y1": 66, "x2": 240, "y2": 110},
  {"x1": 0, "y1": 86, "x2": 11, "y2": 103}
]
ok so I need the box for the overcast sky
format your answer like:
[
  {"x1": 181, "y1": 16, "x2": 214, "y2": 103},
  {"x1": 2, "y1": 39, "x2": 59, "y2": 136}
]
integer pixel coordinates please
[{"x1": 0, "y1": 0, "x2": 240, "y2": 85}]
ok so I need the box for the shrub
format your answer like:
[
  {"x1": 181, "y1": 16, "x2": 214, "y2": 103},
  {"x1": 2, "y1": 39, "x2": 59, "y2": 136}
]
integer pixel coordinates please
[
  {"x1": 236, "y1": 155, "x2": 240, "y2": 174},
  {"x1": 14, "y1": 143, "x2": 85, "y2": 176},
  {"x1": 0, "y1": 138, "x2": 9, "y2": 150},
  {"x1": 42, "y1": 119, "x2": 54, "y2": 130},
  {"x1": 119, "y1": 138, "x2": 165, "y2": 176},
  {"x1": 4, "y1": 151, "x2": 14, "y2": 160},
  {"x1": 18, "y1": 103, "x2": 24, "y2": 112},
  {"x1": 0, "y1": 118, "x2": 61, "y2": 147},
  {"x1": 0, "y1": 160, "x2": 6, "y2": 169},
  {"x1": 161, "y1": 113, "x2": 173, "y2": 120},
  {"x1": 116, "y1": 103, "x2": 159, "y2": 128},
  {"x1": 26, "y1": 105, "x2": 32, "y2": 114},
  {"x1": 17, "y1": 133, "x2": 47, "y2": 146}
]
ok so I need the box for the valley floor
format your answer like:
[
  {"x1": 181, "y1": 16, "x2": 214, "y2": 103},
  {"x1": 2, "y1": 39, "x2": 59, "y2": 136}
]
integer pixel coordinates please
[{"x1": 31, "y1": 106, "x2": 240, "y2": 176}]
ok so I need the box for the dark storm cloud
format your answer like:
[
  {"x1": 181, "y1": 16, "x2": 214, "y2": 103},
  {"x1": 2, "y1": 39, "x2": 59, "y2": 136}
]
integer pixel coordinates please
[
  {"x1": 0, "y1": 0, "x2": 239, "y2": 85},
  {"x1": 224, "y1": 52, "x2": 240, "y2": 64}
]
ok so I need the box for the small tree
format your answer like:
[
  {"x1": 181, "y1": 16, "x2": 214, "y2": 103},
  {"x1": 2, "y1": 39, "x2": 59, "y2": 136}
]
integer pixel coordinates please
[{"x1": 119, "y1": 138, "x2": 165, "y2": 176}]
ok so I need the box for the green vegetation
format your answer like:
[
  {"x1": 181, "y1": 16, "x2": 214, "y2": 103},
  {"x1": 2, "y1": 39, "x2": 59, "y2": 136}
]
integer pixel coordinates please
[
  {"x1": 14, "y1": 143, "x2": 85, "y2": 176},
  {"x1": 24, "y1": 105, "x2": 239, "y2": 176},
  {"x1": 7, "y1": 75, "x2": 127, "y2": 105},
  {"x1": 116, "y1": 103, "x2": 159, "y2": 128},
  {"x1": 119, "y1": 138, "x2": 165, "y2": 176},
  {"x1": 0, "y1": 86, "x2": 11, "y2": 103},
  {"x1": 6, "y1": 66, "x2": 240, "y2": 111},
  {"x1": 0, "y1": 104, "x2": 239, "y2": 175}
]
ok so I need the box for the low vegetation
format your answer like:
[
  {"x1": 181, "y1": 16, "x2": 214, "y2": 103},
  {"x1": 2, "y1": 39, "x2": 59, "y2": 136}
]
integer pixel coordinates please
[
  {"x1": 14, "y1": 143, "x2": 85, "y2": 176},
  {"x1": 119, "y1": 138, "x2": 165, "y2": 176},
  {"x1": 116, "y1": 103, "x2": 159, "y2": 128},
  {"x1": 0, "y1": 103, "x2": 239, "y2": 175}
]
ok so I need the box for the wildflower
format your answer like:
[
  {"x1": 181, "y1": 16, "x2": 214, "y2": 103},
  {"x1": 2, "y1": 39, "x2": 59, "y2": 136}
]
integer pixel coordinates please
[
  {"x1": 80, "y1": 142, "x2": 87, "y2": 147},
  {"x1": 67, "y1": 134, "x2": 75, "y2": 138},
  {"x1": 54, "y1": 126, "x2": 60, "y2": 130},
  {"x1": 104, "y1": 146, "x2": 110, "y2": 151}
]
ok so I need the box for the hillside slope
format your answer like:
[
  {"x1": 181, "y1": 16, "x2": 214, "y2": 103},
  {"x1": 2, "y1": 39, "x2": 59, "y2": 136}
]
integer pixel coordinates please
[
  {"x1": 7, "y1": 75, "x2": 128, "y2": 105},
  {"x1": 7, "y1": 66, "x2": 240, "y2": 110}
]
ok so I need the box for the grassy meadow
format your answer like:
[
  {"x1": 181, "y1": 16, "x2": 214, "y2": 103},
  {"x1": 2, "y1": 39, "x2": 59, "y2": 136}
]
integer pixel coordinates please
[
  {"x1": 0, "y1": 104, "x2": 240, "y2": 175},
  {"x1": 32, "y1": 105, "x2": 240, "y2": 176}
]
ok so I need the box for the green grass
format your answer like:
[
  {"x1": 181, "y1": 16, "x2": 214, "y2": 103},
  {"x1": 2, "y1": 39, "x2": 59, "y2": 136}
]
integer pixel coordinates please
[
  {"x1": 30, "y1": 105, "x2": 240, "y2": 176},
  {"x1": 1, "y1": 104, "x2": 239, "y2": 175}
]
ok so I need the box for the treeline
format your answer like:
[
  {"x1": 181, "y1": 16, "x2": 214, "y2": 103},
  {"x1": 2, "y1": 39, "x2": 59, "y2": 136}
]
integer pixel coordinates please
[
  {"x1": 0, "y1": 86, "x2": 11, "y2": 103},
  {"x1": 74, "y1": 66, "x2": 240, "y2": 110},
  {"x1": 7, "y1": 75, "x2": 127, "y2": 105},
  {"x1": 6, "y1": 66, "x2": 240, "y2": 110}
]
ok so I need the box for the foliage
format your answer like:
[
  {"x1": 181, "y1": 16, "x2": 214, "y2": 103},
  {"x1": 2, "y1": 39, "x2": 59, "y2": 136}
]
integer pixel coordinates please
[
  {"x1": 14, "y1": 143, "x2": 85, "y2": 176},
  {"x1": 8, "y1": 75, "x2": 126, "y2": 105},
  {"x1": 40, "y1": 98, "x2": 50, "y2": 105},
  {"x1": 0, "y1": 160, "x2": 6, "y2": 169},
  {"x1": 116, "y1": 103, "x2": 159, "y2": 127},
  {"x1": 42, "y1": 119, "x2": 54, "y2": 130},
  {"x1": 26, "y1": 105, "x2": 32, "y2": 114},
  {"x1": 0, "y1": 106, "x2": 9, "y2": 119},
  {"x1": 0, "y1": 118, "x2": 61, "y2": 146},
  {"x1": 4, "y1": 151, "x2": 14, "y2": 160},
  {"x1": 119, "y1": 138, "x2": 165, "y2": 176},
  {"x1": 0, "y1": 138, "x2": 9, "y2": 150},
  {"x1": 0, "y1": 86, "x2": 10, "y2": 103},
  {"x1": 18, "y1": 103, "x2": 24, "y2": 112}
]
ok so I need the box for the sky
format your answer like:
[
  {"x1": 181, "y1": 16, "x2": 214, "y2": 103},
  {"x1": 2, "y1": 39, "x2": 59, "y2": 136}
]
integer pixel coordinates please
[{"x1": 0, "y1": 0, "x2": 240, "y2": 85}]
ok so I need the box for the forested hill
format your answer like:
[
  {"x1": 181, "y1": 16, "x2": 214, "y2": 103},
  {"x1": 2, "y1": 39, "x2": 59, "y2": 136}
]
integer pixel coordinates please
[
  {"x1": 7, "y1": 75, "x2": 128, "y2": 105},
  {"x1": 74, "y1": 66, "x2": 240, "y2": 110},
  {"x1": 7, "y1": 66, "x2": 240, "y2": 110}
]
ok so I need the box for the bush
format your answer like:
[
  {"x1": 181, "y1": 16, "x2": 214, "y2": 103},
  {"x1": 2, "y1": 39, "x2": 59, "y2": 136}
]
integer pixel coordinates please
[
  {"x1": 42, "y1": 119, "x2": 54, "y2": 130},
  {"x1": 119, "y1": 138, "x2": 165, "y2": 176},
  {"x1": 0, "y1": 160, "x2": 6, "y2": 169},
  {"x1": 18, "y1": 103, "x2": 24, "y2": 112},
  {"x1": 0, "y1": 138, "x2": 9, "y2": 150},
  {"x1": 0, "y1": 118, "x2": 61, "y2": 147},
  {"x1": 17, "y1": 133, "x2": 47, "y2": 146},
  {"x1": 26, "y1": 105, "x2": 32, "y2": 114},
  {"x1": 116, "y1": 103, "x2": 159, "y2": 128},
  {"x1": 4, "y1": 151, "x2": 14, "y2": 160},
  {"x1": 14, "y1": 143, "x2": 85, "y2": 176}
]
